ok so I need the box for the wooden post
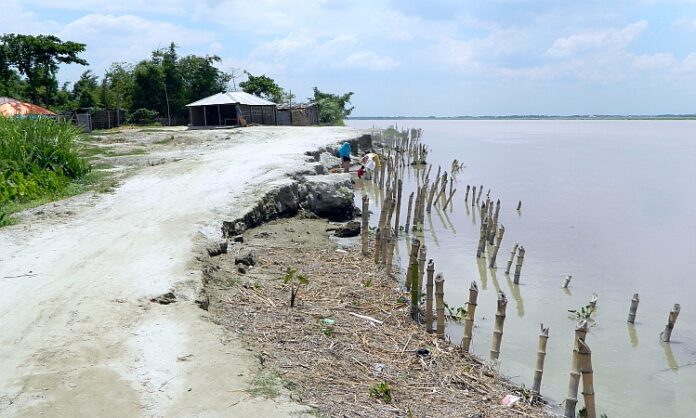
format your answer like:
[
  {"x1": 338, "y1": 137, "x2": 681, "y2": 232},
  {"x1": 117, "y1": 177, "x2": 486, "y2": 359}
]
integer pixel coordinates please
[
  {"x1": 426, "y1": 260, "x2": 435, "y2": 333},
  {"x1": 490, "y1": 291, "x2": 508, "y2": 360},
  {"x1": 476, "y1": 184, "x2": 483, "y2": 203},
  {"x1": 394, "y1": 179, "x2": 403, "y2": 236},
  {"x1": 505, "y1": 243, "x2": 519, "y2": 275},
  {"x1": 476, "y1": 218, "x2": 488, "y2": 258},
  {"x1": 426, "y1": 175, "x2": 440, "y2": 213},
  {"x1": 464, "y1": 184, "x2": 470, "y2": 202},
  {"x1": 405, "y1": 238, "x2": 420, "y2": 291},
  {"x1": 361, "y1": 195, "x2": 369, "y2": 256},
  {"x1": 404, "y1": 192, "x2": 414, "y2": 234},
  {"x1": 410, "y1": 258, "x2": 420, "y2": 321},
  {"x1": 442, "y1": 188, "x2": 457, "y2": 210},
  {"x1": 627, "y1": 293, "x2": 640, "y2": 324},
  {"x1": 471, "y1": 186, "x2": 477, "y2": 207},
  {"x1": 578, "y1": 339, "x2": 596, "y2": 418},
  {"x1": 489, "y1": 199, "x2": 501, "y2": 244},
  {"x1": 563, "y1": 275, "x2": 572, "y2": 289},
  {"x1": 532, "y1": 323, "x2": 550, "y2": 395},
  {"x1": 564, "y1": 320, "x2": 589, "y2": 418},
  {"x1": 385, "y1": 231, "x2": 396, "y2": 275},
  {"x1": 488, "y1": 225, "x2": 505, "y2": 268},
  {"x1": 513, "y1": 246, "x2": 525, "y2": 284},
  {"x1": 373, "y1": 227, "x2": 382, "y2": 264},
  {"x1": 417, "y1": 245, "x2": 427, "y2": 293},
  {"x1": 435, "y1": 273, "x2": 445, "y2": 339},
  {"x1": 461, "y1": 281, "x2": 479, "y2": 352},
  {"x1": 660, "y1": 303, "x2": 681, "y2": 342},
  {"x1": 412, "y1": 188, "x2": 422, "y2": 232},
  {"x1": 517, "y1": 200, "x2": 522, "y2": 211}
]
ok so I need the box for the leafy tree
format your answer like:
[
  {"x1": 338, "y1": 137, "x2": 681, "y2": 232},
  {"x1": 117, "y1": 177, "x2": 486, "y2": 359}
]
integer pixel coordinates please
[
  {"x1": 152, "y1": 43, "x2": 184, "y2": 122},
  {"x1": 179, "y1": 54, "x2": 231, "y2": 104},
  {"x1": 131, "y1": 60, "x2": 164, "y2": 118},
  {"x1": 0, "y1": 34, "x2": 87, "y2": 106},
  {"x1": 310, "y1": 87, "x2": 354, "y2": 125},
  {"x1": 239, "y1": 72, "x2": 288, "y2": 103},
  {"x1": 105, "y1": 62, "x2": 134, "y2": 112},
  {"x1": 72, "y1": 70, "x2": 100, "y2": 109}
]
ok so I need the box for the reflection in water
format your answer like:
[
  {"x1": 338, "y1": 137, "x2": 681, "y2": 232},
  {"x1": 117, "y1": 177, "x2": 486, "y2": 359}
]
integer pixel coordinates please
[
  {"x1": 662, "y1": 343, "x2": 679, "y2": 372},
  {"x1": 504, "y1": 273, "x2": 525, "y2": 317},
  {"x1": 627, "y1": 323, "x2": 639, "y2": 348},
  {"x1": 563, "y1": 287, "x2": 572, "y2": 297},
  {"x1": 426, "y1": 213, "x2": 440, "y2": 246},
  {"x1": 438, "y1": 206, "x2": 457, "y2": 234},
  {"x1": 490, "y1": 267, "x2": 502, "y2": 293},
  {"x1": 477, "y1": 257, "x2": 488, "y2": 290}
]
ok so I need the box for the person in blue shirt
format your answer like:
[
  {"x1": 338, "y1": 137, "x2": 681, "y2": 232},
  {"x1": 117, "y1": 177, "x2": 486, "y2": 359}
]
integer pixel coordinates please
[{"x1": 338, "y1": 142, "x2": 351, "y2": 173}]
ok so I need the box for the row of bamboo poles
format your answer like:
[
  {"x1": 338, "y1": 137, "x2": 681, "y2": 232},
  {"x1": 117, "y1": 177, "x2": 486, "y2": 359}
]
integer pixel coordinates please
[{"x1": 358, "y1": 127, "x2": 682, "y2": 418}]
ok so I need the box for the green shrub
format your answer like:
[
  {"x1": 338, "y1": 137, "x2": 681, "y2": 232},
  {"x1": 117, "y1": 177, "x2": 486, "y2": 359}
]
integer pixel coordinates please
[
  {"x1": 126, "y1": 108, "x2": 159, "y2": 125},
  {"x1": 0, "y1": 116, "x2": 90, "y2": 206}
]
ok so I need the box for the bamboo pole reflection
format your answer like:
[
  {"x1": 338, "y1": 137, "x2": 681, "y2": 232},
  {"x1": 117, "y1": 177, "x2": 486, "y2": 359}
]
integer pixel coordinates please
[
  {"x1": 627, "y1": 323, "x2": 639, "y2": 348},
  {"x1": 563, "y1": 286, "x2": 572, "y2": 297},
  {"x1": 489, "y1": 266, "x2": 502, "y2": 293},
  {"x1": 477, "y1": 257, "x2": 488, "y2": 290},
  {"x1": 503, "y1": 272, "x2": 525, "y2": 317},
  {"x1": 426, "y1": 213, "x2": 440, "y2": 246},
  {"x1": 662, "y1": 343, "x2": 679, "y2": 372},
  {"x1": 440, "y1": 206, "x2": 457, "y2": 234}
]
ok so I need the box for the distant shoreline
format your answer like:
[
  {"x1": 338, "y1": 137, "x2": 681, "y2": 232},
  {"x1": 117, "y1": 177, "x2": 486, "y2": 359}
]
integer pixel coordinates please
[{"x1": 348, "y1": 115, "x2": 696, "y2": 121}]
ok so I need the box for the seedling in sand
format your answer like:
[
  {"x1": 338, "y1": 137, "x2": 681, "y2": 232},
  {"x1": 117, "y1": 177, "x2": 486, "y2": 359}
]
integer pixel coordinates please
[
  {"x1": 283, "y1": 266, "x2": 308, "y2": 307},
  {"x1": 369, "y1": 381, "x2": 393, "y2": 403}
]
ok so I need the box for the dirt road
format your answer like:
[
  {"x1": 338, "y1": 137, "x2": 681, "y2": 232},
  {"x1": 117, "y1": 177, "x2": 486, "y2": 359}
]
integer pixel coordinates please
[{"x1": 0, "y1": 126, "x2": 360, "y2": 417}]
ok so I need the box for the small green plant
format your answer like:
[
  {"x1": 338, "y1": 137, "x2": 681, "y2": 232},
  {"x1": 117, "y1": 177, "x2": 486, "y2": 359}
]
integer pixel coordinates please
[
  {"x1": 443, "y1": 301, "x2": 467, "y2": 322},
  {"x1": 283, "y1": 266, "x2": 308, "y2": 307},
  {"x1": 568, "y1": 303, "x2": 596, "y2": 324},
  {"x1": 578, "y1": 408, "x2": 608, "y2": 418},
  {"x1": 369, "y1": 381, "x2": 392, "y2": 403},
  {"x1": 249, "y1": 370, "x2": 282, "y2": 398},
  {"x1": 362, "y1": 277, "x2": 372, "y2": 288}
]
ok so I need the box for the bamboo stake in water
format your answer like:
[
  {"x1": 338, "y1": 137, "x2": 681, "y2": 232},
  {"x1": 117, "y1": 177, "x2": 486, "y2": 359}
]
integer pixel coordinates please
[
  {"x1": 660, "y1": 303, "x2": 681, "y2": 342},
  {"x1": 563, "y1": 275, "x2": 572, "y2": 289},
  {"x1": 464, "y1": 184, "x2": 470, "y2": 202},
  {"x1": 417, "y1": 245, "x2": 427, "y2": 293},
  {"x1": 385, "y1": 231, "x2": 396, "y2": 275},
  {"x1": 404, "y1": 191, "x2": 414, "y2": 234},
  {"x1": 471, "y1": 185, "x2": 477, "y2": 206},
  {"x1": 373, "y1": 227, "x2": 382, "y2": 264},
  {"x1": 627, "y1": 293, "x2": 640, "y2": 324},
  {"x1": 564, "y1": 320, "x2": 590, "y2": 418},
  {"x1": 426, "y1": 260, "x2": 435, "y2": 333},
  {"x1": 532, "y1": 323, "x2": 550, "y2": 395},
  {"x1": 461, "y1": 281, "x2": 479, "y2": 352},
  {"x1": 517, "y1": 200, "x2": 522, "y2": 211},
  {"x1": 405, "y1": 238, "x2": 420, "y2": 291},
  {"x1": 442, "y1": 188, "x2": 457, "y2": 210},
  {"x1": 427, "y1": 172, "x2": 440, "y2": 213},
  {"x1": 490, "y1": 291, "x2": 508, "y2": 360},
  {"x1": 361, "y1": 195, "x2": 369, "y2": 256},
  {"x1": 513, "y1": 246, "x2": 526, "y2": 284},
  {"x1": 394, "y1": 179, "x2": 403, "y2": 236},
  {"x1": 476, "y1": 218, "x2": 488, "y2": 258},
  {"x1": 476, "y1": 184, "x2": 483, "y2": 203},
  {"x1": 489, "y1": 199, "x2": 501, "y2": 244},
  {"x1": 578, "y1": 339, "x2": 596, "y2": 418},
  {"x1": 435, "y1": 273, "x2": 445, "y2": 339},
  {"x1": 505, "y1": 242, "x2": 519, "y2": 275},
  {"x1": 488, "y1": 225, "x2": 505, "y2": 268},
  {"x1": 410, "y1": 258, "x2": 420, "y2": 321}
]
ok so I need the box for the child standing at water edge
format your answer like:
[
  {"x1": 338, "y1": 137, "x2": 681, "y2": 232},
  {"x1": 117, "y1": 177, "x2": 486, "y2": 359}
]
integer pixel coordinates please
[{"x1": 338, "y1": 141, "x2": 351, "y2": 173}]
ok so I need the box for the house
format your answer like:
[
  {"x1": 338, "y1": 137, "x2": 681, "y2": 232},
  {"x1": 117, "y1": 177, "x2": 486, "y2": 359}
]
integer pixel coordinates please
[
  {"x1": 276, "y1": 103, "x2": 320, "y2": 126},
  {"x1": 186, "y1": 91, "x2": 277, "y2": 127}
]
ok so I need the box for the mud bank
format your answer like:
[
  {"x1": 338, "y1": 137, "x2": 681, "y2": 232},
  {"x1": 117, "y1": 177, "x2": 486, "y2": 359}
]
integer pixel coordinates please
[{"x1": 199, "y1": 163, "x2": 552, "y2": 417}]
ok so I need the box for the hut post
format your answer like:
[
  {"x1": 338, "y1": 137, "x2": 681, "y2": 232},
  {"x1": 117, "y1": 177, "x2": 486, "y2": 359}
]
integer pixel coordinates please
[
  {"x1": 627, "y1": 293, "x2": 640, "y2": 324},
  {"x1": 461, "y1": 281, "x2": 479, "y2": 352},
  {"x1": 564, "y1": 320, "x2": 589, "y2": 418},
  {"x1": 490, "y1": 291, "x2": 508, "y2": 361},
  {"x1": 578, "y1": 339, "x2": 596, "y2": 418},
  {"x1": 404, "y1": 192, "x2": 414, "y2": 234},
  {"x1": 361, "y1": 195, "x2": 369, "y2": 256},
  {"x1": 513, "y1": 246, "x2": 526, "y2": 284},
  {"x1": 435, "y1": 273, "x2": 445, "y2": 339},
  {"x1": 660, "y1": 303, "x2": 681, "y2": 342},
  {"x1": 488, "y1": 225, "x2": 506, "y2": 268},
  {"x1": 532, "y1": 323, "x2": 550, "y2": 395},
  {"x1": 426, "y1": 260, "x2": 435, "y2": 333}
]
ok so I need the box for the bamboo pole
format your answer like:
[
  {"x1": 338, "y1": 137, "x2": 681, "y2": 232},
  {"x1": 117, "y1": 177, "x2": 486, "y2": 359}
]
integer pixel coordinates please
[
  {"x1": 442, "y1": 188, "x2": 457, "y2": 210},
  {"x1": 410, "y1": 257, "x2": 420, "y2": 321},
  {"x1": 578, "y1": 339, "x2": 596, "y2": 418},
  {"x1": 461, "y1": 281, "x2": 479, "y2": 352},
  {"x1": 405, "y1": 238, "x2": 420, "y2": 291},
  {"x1": 517, "y1": 200, "x2": 522, "y2": 211},
  {"x1": 532, "y1": 323, "x2": 550, "y2": 395},
  {"x1": 489, "y1": 199, "x2": 501, "y2": 244},
  {"x1": 563, "y1": 275, "x2": 572, "y2": 289},
  {"x1": 417, "y1": 245, "x2": 427, "y2": 293},
  {"x1": 513, "y1": 246, "x2": 525, "y2": 284},
  {"x1": 385, "y1": 231, "x2": 396, "y2": 275},
  {"x1": 426, "y1": 260, "x2": 435, "y2": 333},
  {"x1": 627, "y1": 293, "x2": 640, "y2": 324},
  {"x1": 476, "y1": 218, "x2": 488, "y2": 258},
  {"x1": 660, "y1": 303, "x2": 681, "y2": 342},
  {"x1": 435, "y1": 273, "x2": 445, "y2": 339},
  {"x1": 464, "y1": 184, "x2": 470, "y2": 202},
  {"x1": 360, "y1": 195, "x2": 369, "y2": 256},
  {"x1": 505, "y1": 242, "x2": 519, "y2": 275},
  {"x1": 394, "y1": 179, "x2": 403, "y2": 236},
  {"x1": 373, "y1": 227, "x2": 382, "y2": 264},
  {"x1": 564, "y1": 320, "x2": 589, "y2": 418},
  {"x1": 404, "y1": 192, "x2": 414, "y2": 234},
  {"x1": 471, "y1": 186, "x2": 476, "y2": 207},
  {"x1": 476, "y1": 184, "x2": 483, "y2": 203},
  {"x1": 488, "y1": 225, "x2": 505, "y2": 268},
  {"x1": 426, "y1": 173, "x2": 440, "y2": 213},
  {"x1": 490, "y1": 291, "x2": 508, "y2": 360}
]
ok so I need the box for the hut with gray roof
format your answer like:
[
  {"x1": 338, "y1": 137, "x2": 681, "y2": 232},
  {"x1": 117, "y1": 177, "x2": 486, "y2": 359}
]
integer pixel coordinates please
[{"x1": 186, "y1": 91, "x2": 277, "y2": 127}]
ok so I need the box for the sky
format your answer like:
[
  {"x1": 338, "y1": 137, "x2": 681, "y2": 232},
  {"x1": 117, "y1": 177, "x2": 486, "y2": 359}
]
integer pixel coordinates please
[{"x1": 3, "y1": 0, "x2": 696, "y2": 116}]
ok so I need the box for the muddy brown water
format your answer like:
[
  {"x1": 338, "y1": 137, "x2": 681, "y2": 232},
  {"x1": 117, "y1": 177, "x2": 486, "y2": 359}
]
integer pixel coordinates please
[{"x1": 348, "y1": 119, "x2": 696, "y2": 418}]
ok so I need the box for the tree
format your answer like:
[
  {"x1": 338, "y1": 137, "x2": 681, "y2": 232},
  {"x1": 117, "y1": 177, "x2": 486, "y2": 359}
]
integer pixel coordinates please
[
  {"x1": 0, "y1": 34, "x2": 87, "y2": 106},
  {"x1": 72, "y1": 70, "x2": 100, "y2": 109},
  {"x1": 310, "y1": 87, "x2": 354, "y2": 125},
  {"x1": 179, "y1": 54, "x2": 231, "y2": 104},
  {"x1": 239, "y1": 72, "x2": 288, "y2": 103},
  {"x1": 105, "y1": 62, "x2": 134, "y2": 112},
  {"x1": 131, "y1": 60, "x2": 164, "y2": 118}
]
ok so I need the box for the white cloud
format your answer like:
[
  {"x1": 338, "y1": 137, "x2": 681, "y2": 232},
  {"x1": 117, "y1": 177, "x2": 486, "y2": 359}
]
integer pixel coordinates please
[
  {"x1": 23, "y1": 0, "x2": 188, "y2": 15},
  {"x1": 633, "y1": 53, "x2": 675, "y2": 70},
  {"x1": 547, "y1": 20, "x2": 648, "y2": 57}
]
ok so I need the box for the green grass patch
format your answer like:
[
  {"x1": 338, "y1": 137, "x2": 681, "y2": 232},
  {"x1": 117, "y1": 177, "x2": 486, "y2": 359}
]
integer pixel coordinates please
[
  {"x1": 248, "y1": 370, "x2": 283, "y2": 399},
  {"x1": 90, "y1": 162, "x2": 116, "y2": 170},
  {"x1": 104, "y1": 148, "x2": 147, "y2": 157},
  {"x1": 153, "y1": 137, "x2": 174, "y2": 145}
]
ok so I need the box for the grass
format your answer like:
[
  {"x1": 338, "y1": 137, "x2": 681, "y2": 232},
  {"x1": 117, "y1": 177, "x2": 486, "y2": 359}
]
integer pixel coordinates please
[
  {"x1": 249, "y1": 370, "x2": 283, "y2": 399},
  {"x1": 104, "y1": 148, "x2": 147, "y2": 157},
  {"x1": 153, "y1": 136, "x2": 175, "y2": 145}
]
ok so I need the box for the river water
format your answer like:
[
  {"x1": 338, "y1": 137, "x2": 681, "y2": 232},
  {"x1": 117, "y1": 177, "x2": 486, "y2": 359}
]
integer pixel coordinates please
[{"x1": 347, "y1": 119, "x2": 696, "y2": 418}]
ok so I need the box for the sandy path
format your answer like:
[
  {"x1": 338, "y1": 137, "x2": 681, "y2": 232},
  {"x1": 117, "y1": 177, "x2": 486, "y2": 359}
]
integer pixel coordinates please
[{"x1": 0, "y1": 126, "x2": 360, "y2": 417}]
